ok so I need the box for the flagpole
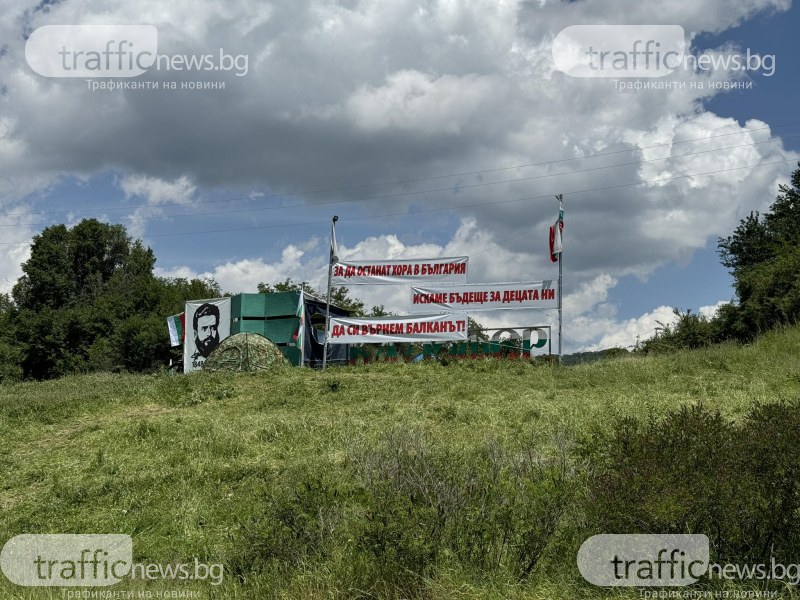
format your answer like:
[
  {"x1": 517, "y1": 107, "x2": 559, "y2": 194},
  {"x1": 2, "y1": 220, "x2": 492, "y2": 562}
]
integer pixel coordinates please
[
  {"x1": 322, "y1": 215, "x2": 338, "y2": 370},
  {"x1": 555, "y1": 194, "x2": 563, "y2": 366}
]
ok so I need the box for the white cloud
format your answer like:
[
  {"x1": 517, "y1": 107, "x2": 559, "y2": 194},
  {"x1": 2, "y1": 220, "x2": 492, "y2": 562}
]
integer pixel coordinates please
[
  {"x1": 564, "y1": 274, "x2": 617, "y2": 319},
  {"x1": 0, "y1": 230, "x2": 31, "y2": 295},
  {"x1": 699, "y1": 300, "x2": 729, "y2": 319},
  {"x1": 0, "y1": 0, "x2": 796, "y2": 331},
  {"x1": 117, "y1": 174, "x2": 196, "y2": 238},
  {"x1": 155, "y1": 243, "x2": 316, "y2": 295},
  {"x1": 119, "y1": 174, "x2": 196, "y2": 206},
  {"x1": 346, "y1": 70, "x2": 504, "y2": 135},
  {"x1": 578, "y1": 305, "x2": 679, "y2": 352}
]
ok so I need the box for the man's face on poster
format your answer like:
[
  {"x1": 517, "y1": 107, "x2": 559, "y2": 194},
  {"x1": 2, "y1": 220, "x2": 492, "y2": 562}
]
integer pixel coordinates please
[{"x1": 195, "y1": 314, "x2": 220, "y2": 358}]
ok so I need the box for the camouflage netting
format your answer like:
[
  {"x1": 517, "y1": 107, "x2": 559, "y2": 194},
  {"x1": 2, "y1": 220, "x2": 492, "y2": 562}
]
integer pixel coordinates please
[{"x1": 202, "y1": 332, "x2": 288, "y2": 372}]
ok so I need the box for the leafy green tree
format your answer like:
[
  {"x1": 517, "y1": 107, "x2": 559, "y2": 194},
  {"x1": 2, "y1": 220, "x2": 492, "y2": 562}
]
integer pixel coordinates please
[
  {"x1": 732, "y1": 246, "x2": 800, "y2": 336},
  {"x1": 10, "y1": 219, "x2": 220, "y2": 379},
  {"x1": 12, "y1": 225, "x2": 73, "y2": 311},
  {"x1": 257, "y1": 278, "x2": 317, "y2": 295},
  {"x1": 257, "y1": 278, "x2": 386, "y2": 317},
  {"x1": 468, "y1": 317, "x2": 488, "y2": 341},
  {"x1": 70, "y1": 220, "x2": 132, "y2": 299},
  {"x1": 764, "y1": 165, "x2": 800, "y2": 250},
  {"x1": 717, "y1": 162, "x2": 800, "y2": 338},
  {"x1": 640, "y1": 308, "x2": 727, "y2": 353},
  {"x1": 643, "y1": 162, "x2": 800, "y2": 351},
  {"x1": 718, "y1": 212, "x2": 773, "y2": 273},
  {"x1": 112, "y1": 315, "x2": 170, "y2": 372},
  {"x1": 0, "y1": 294, "x2": 23, "y2": 382}
]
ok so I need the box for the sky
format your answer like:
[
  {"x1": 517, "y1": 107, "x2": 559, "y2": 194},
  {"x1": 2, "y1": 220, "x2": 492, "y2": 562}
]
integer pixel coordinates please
[{"x1": 1, "y1": 0, "x2": 799, "y2": 352}]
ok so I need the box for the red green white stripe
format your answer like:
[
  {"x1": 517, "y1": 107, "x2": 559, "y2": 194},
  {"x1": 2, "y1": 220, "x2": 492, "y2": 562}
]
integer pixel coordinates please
[{"x1": 167, "y1": 313, "x2": 184, "y2": 347}]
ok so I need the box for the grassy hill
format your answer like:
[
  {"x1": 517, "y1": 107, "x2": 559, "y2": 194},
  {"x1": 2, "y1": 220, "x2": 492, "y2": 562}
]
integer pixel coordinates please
[{"x1": 2, "y1": 327, "x2": 800, "y2": 599}]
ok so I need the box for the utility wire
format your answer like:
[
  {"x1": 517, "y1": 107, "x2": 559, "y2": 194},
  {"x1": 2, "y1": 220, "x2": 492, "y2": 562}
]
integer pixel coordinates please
[
  {"x1": 5, "y1": 119, "x2": 800, "y2": 219},
  {"x1": 2, "y1": 156, "x2": 792, "y2": 246},
  {"x1": 3, "y1": 133, "x2": 798, "y2": 229}
]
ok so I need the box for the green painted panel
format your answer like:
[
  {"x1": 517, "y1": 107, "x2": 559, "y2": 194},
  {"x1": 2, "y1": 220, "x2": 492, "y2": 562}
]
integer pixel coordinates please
[
  {"x1": 235, "y1": 293, "x2": 267, "y2": 318},
  {"x1": 233, "y1": 320, "x2": 267, "y2": 335},
  {"x1": 263, "y1": 317, "x2": 300, "y2": 344},
  {"x1": 279, "y1": 346, "x2": 302, "y2": 366},
  {"x1": 230, "y1": 292, "x2": 302, "y2": 319},
  {"x1": 264, "y1": 291, "x2": 301, "y2": 318},
  {"x1": 231, "y1": 318, "x2": 242, "y2": 335},
  {"x1": 231, "y1": 294, "x2": 242, "y2": 319},
  {"x1": 229, "y1": 316, "x2": 300, "y2": 344},
  {"x1": 228, "y1": 293, "x2": 305, "y2": 367}
]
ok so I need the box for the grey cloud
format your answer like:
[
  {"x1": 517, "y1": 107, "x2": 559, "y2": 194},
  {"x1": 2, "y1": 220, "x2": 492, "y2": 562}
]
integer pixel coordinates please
[{"x1": 0, "y1": 0, "x2": 796, "y2": 298}]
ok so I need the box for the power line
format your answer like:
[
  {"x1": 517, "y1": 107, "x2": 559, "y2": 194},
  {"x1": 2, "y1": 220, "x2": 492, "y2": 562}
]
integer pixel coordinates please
[
  {"x1": 2, "y1": 156, "x2": 792, "y2": 246},
  {"x1": 5, "y1": 119, "x2": 800, "y2": 219},
  {"x1": 4, "y1": 133, "x2": 799, "y2": 229}
]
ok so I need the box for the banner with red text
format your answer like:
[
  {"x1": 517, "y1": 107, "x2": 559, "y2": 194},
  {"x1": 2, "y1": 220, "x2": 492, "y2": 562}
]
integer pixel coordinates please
[
  {"x1": 327, "y1": 313, "x2": 469, "y2": 344},
  {"x1": 331, "y1": 256, "x2": 468, "y2": 285},
  {"x1": 410, "y1": 281, "x2": 557, "y2": 312}
]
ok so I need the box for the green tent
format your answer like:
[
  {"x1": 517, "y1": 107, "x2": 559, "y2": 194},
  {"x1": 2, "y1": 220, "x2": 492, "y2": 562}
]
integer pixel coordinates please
[{"x1": 202, "y1": 332, "x2": 287, "y2": 372}]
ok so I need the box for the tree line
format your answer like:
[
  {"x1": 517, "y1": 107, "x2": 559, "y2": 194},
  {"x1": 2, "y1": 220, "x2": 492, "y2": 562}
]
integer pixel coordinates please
[
  {"x1": 1, "y1": 161, "x2": 798, "y2": 379},
  {"x1": 0, "y1": 220, "x2": 389, "y2": 381},
  {"x1": 0, "y1": 220, "x2": 221, "y2": 380},
  {"x1": 641, "y1": 161, "x2": 800, "y2": 352}
]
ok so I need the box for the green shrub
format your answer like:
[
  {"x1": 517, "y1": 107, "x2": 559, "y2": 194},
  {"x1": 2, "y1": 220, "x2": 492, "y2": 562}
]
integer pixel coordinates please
[
  {"x1": 230, "y1": 428, "x2": 578, "y2": 597},
  {"x1": 586, "y1": 402, "x2": 800, "y2": 566}
]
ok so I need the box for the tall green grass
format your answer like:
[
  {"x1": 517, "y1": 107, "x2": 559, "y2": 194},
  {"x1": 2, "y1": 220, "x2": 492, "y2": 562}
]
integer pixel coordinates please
[{"x1": 1, "y1": 326, "x2": 799, "y2": 598}]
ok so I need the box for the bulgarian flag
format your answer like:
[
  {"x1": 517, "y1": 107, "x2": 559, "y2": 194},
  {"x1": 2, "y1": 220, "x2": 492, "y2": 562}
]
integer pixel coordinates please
[
  {"x1": 549, "y1": 200, "x2": 564, "y2": 263},
  {"x1": 330, "y1": 219, "x2": 339, "y2": 264},
  {"x1": 167, "y1": 313, "x2": 185, "y2": 347},
  {"x1": 292, "y1": 291, "x2": 305, "y2": 349}
]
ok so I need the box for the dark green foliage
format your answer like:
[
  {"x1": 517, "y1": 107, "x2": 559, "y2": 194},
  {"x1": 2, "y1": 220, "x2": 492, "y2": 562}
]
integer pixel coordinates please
[
  {"x1": 257, "y1": 277, "x2": 317, "y2": 296},
  {"x1": 719, "y1": 162, "x2": 800, "y2": 338},
  {"x1": 718, "y1": 164, "x2": 800, "y2": 277},
  {"x1": 603, "y1": 347, "x2": 629, "y2": 358},
  {"x1": 5, "y1": 219, "x2": 220, "y2": 379},
  {"x1": 586, "y1": 402, "x2": 800, "y2": 566},
  {"x1": 112, "y1": 315, "x2": 170, "y2": 372},
  {"x1": 12, "y1": 224, "x2": 74, "y2": 311},
  {"x1": 640, "y1": 308, "x2": 730, "y2": 352},
  {"x1": 0, "y1": 294, "x2": 23, "y2": 382},
  {"x1": 731, "y1": 245, "x2": 800, "y2": 336},
  {"x1": 645, "y1": 161, "x2": 800, "y2": 351},
  {"x1": 0, "y1": 338, "x2": 23, "y2": 382},
  {"x1": 718, "y1": 211, "x2": 773, "y2": 273}
]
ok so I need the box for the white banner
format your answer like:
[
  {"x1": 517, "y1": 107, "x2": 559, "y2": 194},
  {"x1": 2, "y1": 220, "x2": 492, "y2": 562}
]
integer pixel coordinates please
[
  {"x1": 183, "y1": 298, "x2": 231, "y2": 372},
  {"x1": 410, "y1": 281, "x2": 557, "y2": 312},
  {"x1": 331, "y1": 256, "x2": 468, "y2": 285},
  {"x1": 328, "y1": 313, "x2": 469, "y2": 344}
]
